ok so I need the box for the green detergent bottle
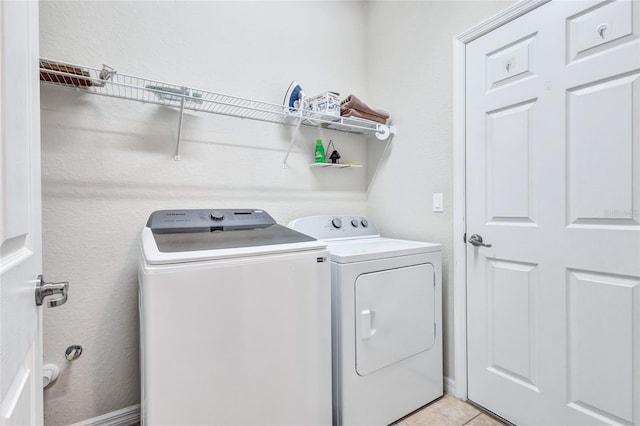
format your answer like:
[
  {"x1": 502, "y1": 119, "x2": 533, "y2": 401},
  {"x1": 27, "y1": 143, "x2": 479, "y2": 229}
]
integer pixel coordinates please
[{"x1": 314, "y1": 139, "x2": 326, "y2": 163}]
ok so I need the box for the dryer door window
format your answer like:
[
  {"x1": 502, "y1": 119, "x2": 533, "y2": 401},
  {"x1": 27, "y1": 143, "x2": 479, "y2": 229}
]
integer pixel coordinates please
[{"x1": 354, "y1": 263, "x2": 435, "y2": 376}]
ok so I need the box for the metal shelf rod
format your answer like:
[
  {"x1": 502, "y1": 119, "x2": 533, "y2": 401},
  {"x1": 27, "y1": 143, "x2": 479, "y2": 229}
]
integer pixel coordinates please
[{"x1": 175, "y1": 88, "x2": 187, "y2": 161}]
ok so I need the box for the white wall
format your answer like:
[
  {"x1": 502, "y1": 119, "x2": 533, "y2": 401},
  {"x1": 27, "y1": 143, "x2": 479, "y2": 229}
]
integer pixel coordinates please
[
  {"x1": 39, "y1": 1, "x2": 511, "y2": 424},
  {"x1": 364, "y1": 0, "x2": 512, "y2": 390},
  {"x1": 39, "y1": 2, "x2": 371, "y2": 425}
]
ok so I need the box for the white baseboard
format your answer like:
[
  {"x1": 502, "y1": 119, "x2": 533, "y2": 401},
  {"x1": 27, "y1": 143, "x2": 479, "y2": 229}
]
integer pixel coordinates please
[
  {"x1": 67, "y1": 381, "x2": 457, "y2": 425},
  {"x1": 68, "y1": 404, "x2": 140, "y2": 426},
  {"x1": 444, "y1": 376, "x2": 458, "y2": 398}
]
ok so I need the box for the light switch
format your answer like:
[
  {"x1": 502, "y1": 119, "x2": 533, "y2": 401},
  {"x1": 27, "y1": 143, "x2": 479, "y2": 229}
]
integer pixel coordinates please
[{"x1": 433, "y1": 193, "x2": 443, "y2": 212}]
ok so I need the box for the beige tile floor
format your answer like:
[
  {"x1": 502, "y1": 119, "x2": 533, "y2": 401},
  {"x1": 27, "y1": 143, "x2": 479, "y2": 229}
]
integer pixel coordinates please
[
  {"x1": 130, "y1": 395, "x2": 508, "y2": 426},
  {"x1": 393, "y1": 395, "x2": 509, "y2": 426}
]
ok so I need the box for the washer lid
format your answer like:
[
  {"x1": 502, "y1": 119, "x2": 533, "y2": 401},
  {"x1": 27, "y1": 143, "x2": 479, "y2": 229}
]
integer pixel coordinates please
[
  {"x1": 142, "y1": 209, "x2": 326, "y2": 264},
  {"x1": 152, "y1": 224, "x2": 317, "y2": 253},
  {"x1": 327, "y1": 237, "x2": 441, "y2": 263}
]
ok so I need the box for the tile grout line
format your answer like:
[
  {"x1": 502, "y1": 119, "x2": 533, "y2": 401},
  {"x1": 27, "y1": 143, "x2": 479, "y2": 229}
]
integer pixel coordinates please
[{"x1": 461, "y1": 412, "x2": 482, "y2": 425}]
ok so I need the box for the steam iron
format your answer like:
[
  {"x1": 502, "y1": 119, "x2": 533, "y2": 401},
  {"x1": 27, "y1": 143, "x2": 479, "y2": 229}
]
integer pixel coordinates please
[{"x1": 284, "y1": 81, "x2": 303, "y2": 114}]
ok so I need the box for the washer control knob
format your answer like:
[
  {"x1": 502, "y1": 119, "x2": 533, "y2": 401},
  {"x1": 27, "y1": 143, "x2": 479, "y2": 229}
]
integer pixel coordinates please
[
  {"x1": 211, "y1": 211, "x2": 225, "y2": 221},
  {"x1": 331, "y1": 218, "x2": 343, "y2": 229},
  {"x1": 351, "y1": 219, "x2": 359, "y2": 227},
  {"x1": 361, "y1": 219, "x2": 368, "y2": 227}
]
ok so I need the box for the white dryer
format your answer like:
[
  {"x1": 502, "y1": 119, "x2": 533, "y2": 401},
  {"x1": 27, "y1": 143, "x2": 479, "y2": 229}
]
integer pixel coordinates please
[
  {"x1": 139, "y1": 209, "x2": 332, "y2": 426},
  {"x1": 289, "y1": 215, "x2": 443, "y2": 426}
]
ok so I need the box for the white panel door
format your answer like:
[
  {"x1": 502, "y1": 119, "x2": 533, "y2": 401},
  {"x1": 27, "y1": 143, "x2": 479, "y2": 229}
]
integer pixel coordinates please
[
  {"x1": 0, "y1": 1, "x2": 43, "y2": 425},
  {"x1": 466, "y1": 1, "x2": 640, "y2": 425}
]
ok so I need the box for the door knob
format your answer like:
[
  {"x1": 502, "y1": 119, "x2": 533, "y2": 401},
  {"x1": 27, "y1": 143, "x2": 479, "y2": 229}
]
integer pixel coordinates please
[
  {"x1": 35, "y1": 275, "x2": 69, "y2": 307},
  {"x1": 468, "y1": 234, "x2": 492, "y2": 248}
]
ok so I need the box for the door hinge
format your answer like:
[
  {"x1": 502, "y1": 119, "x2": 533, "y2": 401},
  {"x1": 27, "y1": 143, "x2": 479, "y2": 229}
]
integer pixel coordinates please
[
  {"x1": 35, "y1": 275, "x2": 69, "y2": 307},
  {"x1": 463, "y1": 232, "x2": 467, "y2": 243}
]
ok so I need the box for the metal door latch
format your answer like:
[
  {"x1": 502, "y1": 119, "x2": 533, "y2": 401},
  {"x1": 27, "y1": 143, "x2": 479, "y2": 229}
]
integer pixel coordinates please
[{"x1": 35, "y1": 275, "x2": 69, "y2": 307}]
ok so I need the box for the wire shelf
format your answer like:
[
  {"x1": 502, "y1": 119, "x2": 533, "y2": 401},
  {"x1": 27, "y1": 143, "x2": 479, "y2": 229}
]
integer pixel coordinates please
[
  {"x1": 39, "y1": 58, "x2": 395, "y2": 160},
  {"x1": 309, "y1": 163, "x2": 363, "y2": 169}
]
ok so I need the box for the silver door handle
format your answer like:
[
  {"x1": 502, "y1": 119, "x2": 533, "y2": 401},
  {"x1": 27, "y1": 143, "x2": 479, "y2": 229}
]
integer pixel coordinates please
[
  {"x1": 35, "y1": 275, "x2": 69, "y2": 307},
  {"x1": 468, "y1": 234, "x2": 492, "y2": 248}
]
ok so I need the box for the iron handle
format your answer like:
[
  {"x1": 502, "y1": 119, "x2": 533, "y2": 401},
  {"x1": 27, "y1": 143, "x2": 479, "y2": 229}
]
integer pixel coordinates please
[
  {"x1": 468, "y1": 234, "x2": 492, "y2": 248},
  {"x1": 35, "y1": 275, "x2": 69, "y2": 307}
]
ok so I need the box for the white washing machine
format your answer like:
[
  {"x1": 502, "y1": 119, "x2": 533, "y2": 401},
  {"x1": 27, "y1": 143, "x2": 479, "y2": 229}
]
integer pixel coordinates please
[
  {"x1": 289, "y1": 215, "x2": 443, "y2": 426},
  {"x1": 139, "y1": 209, "x2": 332, "y2": 426}
]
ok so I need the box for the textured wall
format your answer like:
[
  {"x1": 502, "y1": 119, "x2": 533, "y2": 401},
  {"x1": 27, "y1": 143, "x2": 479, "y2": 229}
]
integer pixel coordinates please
[
  {"x1": 39, "y1": 2, "x2": 370, "y2": 424},
  {"x1": 364, "y1": 0, "x2": 513, "y2": 387},
  {"x1": 39, "y1": 1, "x2": 513, "y2": 424}
]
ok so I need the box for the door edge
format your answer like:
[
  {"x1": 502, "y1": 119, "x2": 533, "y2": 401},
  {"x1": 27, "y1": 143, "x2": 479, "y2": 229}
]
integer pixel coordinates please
[{"x1": 451, "y1": 0, "x2": 551, "y2": 401}]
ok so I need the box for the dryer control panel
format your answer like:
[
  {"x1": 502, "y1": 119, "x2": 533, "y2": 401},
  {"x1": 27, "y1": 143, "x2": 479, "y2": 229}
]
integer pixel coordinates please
[{"x1": 288, "y1": 215, "x2": 380, "y2": 240}]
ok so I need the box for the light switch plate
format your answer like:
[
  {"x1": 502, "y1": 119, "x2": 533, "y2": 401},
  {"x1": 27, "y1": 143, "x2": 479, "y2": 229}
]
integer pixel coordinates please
[{"x1": 433, "y1": 193, "x2": 443, "y2": 212}]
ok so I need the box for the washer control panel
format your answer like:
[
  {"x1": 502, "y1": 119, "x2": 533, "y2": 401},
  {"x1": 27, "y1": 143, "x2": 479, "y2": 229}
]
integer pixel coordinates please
[
  {"x1": 288, "y1": 215, "x2": 379, "y2": 240},
  {"x1": 147, "y1": 209, "x2": 275, "y2": 233}
]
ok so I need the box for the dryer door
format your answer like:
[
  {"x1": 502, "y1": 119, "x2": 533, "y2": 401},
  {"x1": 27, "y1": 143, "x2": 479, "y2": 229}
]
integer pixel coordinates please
[{"x1": 355, "y1": 263, "x2": 435, "y2": 376}]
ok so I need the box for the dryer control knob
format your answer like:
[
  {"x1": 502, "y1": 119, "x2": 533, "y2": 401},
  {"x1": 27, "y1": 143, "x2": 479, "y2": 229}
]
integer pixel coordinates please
[
  {"x1": 361, "y1": 219, "x2": 368, "y2": 227},
  {"x1": 332, "y1": 218, "x2": 343, "y2": 229},
  {"x1": 211, "y1": 211, "x2": 225, "y2": 221},
  {"x1": 351, "y1": 219, "x2": 359, "y2": 227}
]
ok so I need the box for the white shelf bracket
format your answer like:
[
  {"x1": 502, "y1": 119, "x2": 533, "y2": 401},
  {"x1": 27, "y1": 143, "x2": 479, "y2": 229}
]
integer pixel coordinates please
[
  {"x1": 174, "y1": 87, "x2": 188, "y2": 161},
  {"x1": 282, "y1": 114, "x2": 304, "y2": 168},
  {"x1": 374, "y1": 124, "x2": 390, "y2": 140}
]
